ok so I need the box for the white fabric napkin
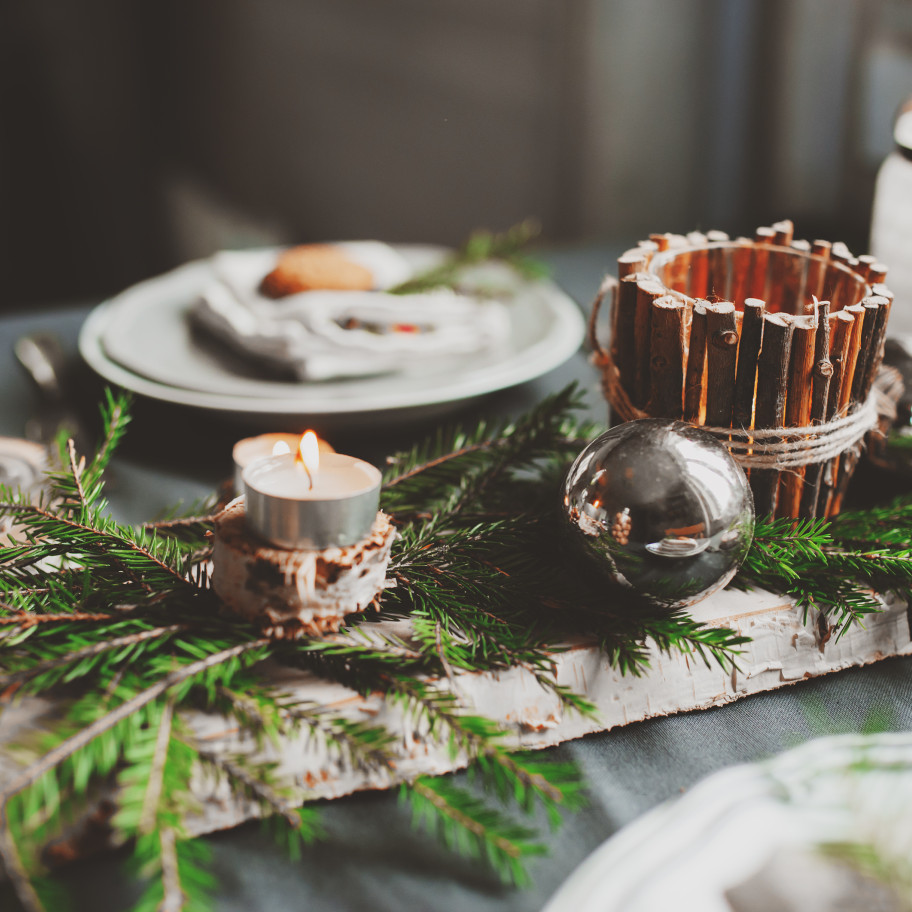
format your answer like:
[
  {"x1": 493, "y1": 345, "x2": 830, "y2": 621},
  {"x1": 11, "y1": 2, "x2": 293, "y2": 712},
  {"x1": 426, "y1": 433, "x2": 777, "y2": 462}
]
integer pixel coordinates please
[{"x1": 190, "y1": 244, "x2": 512, "y2": 381}]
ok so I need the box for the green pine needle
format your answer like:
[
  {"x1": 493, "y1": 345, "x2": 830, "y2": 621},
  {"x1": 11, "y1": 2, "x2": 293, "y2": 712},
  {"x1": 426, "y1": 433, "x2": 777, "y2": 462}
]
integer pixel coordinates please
[
  {"x1": 738, "y1": 510, "x2": 912, "y2": 637},
  {"x1": 404, "y1": 776, "x2": 546, "y2": 887},
  {"x1": 388, "y1": 220, "x2": 548, "y2": 296}
]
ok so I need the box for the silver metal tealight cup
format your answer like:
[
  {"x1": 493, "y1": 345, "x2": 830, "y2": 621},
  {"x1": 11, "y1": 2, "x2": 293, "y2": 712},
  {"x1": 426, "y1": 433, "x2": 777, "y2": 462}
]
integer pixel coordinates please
[{"x1": 242, "y1": 453, "x2": 381, "y2": 550}]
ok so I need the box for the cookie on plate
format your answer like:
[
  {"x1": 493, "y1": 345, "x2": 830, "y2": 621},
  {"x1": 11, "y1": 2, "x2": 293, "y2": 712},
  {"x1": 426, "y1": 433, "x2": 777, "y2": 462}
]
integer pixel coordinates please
[{"x1": 260, "y1": 244, "x2": 374, "y2": 297}]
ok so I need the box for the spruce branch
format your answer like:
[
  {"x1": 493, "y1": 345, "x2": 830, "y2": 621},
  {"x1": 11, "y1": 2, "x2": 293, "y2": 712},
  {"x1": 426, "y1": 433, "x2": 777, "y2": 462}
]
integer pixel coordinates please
[
  {"x1": 738, "y1": 513, "x2": 912, "y2": 637},
  {"x1": 277, "y1": 637, "x2": 587, "y2": 868},
  {"x1": 8, "y1": 385, "x2": 912, "y2": 907},
  {"x1": 388, "y1": 220, "x2": 547, "y2": 296},
  {"x1": 380, "y1": 676, "x2": 581, "y2": 818},
  {"x1": 0, "y1": 502, "x2": 193, "y2": 592},
  {"x1": 405, "y1": 777, "x2": 545, "y2": 887},
  {"x1": 2, "y1": 641, "x2": 267, "y2": 912},
  {"x1": 384, "y1": 440, "x2": 493, "y2": 491},
  {"x1": 195, "y1": 749, "x2": 299, "y2": 830},
  {"x1": 190, "y1": 720, "x2": 325, "y2": 860},
  {"x1": 312, "y1": 715, "x2": 398, "y2": 772},
  {"x1": 381, "y1": 383, "x2": 588, "y2": 524},
  {"x1": 215, "y1": 684, "x2": 398, "y2": 773},
  {"x1": 1, "y1": 638, "x2": 269, "y2": 802},
  {"x1": 0, "y1": 623, "x2": 189, "y2": 692},
  {"x1": 212, "y1": 684, "x2": 286, "y2": 748},
  {"x1": 84, "y1": 388, "x2": 132, "y2": 491},
  {"x1": 280, "y1": 634, "x2": 436, "y2": 680},
  {"x1": 435, "y1": 620, "x2": 458, "y2": 686},
  {"x1": 830, "y1": 493, "x2": 912, "y2": 543},
  {"x1": 281, "y1": 701, "x2": 398, "y2": 772},
  {"x1": 111, "y1": 708, "x2": 210, "y2": 912},
  {"x1": 264, "y1": 806, "x2": 325, "y2": 863},
  {"x1": 596, "y1": 608, "x2": 750, "y2": 675},
  {"x1": 130, "y1": 831, "x2": 214, "y2": 912},
  {"x1": 442, "y1": 386, "x2": 585, "y2": 521},
  {"x1": 139, "y1": 496, "x2": 220, "y2": 552}
]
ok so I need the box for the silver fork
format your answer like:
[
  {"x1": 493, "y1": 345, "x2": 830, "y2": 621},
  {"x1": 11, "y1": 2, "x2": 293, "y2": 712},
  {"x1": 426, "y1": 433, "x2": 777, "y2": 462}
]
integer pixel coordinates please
[{"x1": 14, "y1": 332, "x2": 91, "y2": 453}]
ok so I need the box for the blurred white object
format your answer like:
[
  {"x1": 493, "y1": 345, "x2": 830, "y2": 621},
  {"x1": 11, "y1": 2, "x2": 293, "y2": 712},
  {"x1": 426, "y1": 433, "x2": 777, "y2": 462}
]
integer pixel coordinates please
[
  {"x1": 0, "y1": 437, "x2": 49, "y2": 539},
  {"x1": 871, "y1": 101, "x2": 912, "y2": 334},
  {"x1": 544, "y1": 732, "x2": 912, "y2": 912}
]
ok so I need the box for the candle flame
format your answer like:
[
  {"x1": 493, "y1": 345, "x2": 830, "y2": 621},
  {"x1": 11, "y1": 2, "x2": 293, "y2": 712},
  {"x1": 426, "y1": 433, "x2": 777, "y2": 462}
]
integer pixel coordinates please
[
  {"x1": 272, "y1": 440, "x2": 292, "y2": 456},
  {"x1": 297, "y1": 431, "x2": 321, "y2": 486}
]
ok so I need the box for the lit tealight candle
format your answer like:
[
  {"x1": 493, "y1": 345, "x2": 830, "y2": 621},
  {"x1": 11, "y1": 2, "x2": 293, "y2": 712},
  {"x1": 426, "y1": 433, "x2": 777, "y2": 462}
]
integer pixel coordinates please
[
  {"x1": 232, "y1": 432, "x2": 335, "y2": 494},
  {"x1": 242, "y1": 431, "x2": 381, "y2": 550}
]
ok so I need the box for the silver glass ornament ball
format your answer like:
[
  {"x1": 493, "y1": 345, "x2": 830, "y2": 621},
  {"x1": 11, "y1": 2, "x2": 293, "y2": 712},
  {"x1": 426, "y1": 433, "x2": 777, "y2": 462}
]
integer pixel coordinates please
[{"x1": 561, "y1": 419, "x2": 754, "y2": 608}]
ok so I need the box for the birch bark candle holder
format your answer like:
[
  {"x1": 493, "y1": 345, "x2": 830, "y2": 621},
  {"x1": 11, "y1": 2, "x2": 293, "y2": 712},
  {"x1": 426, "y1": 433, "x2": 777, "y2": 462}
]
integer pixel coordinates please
[
  {"x1": 590, "y1": 221, "x2": 895, "y2": 519},
  {"x1": 213, "y1": 433, "x2": 394, "y2": 639},
  {"x1": 211, "y1": 498, "x2": 396, "y2": 639}
]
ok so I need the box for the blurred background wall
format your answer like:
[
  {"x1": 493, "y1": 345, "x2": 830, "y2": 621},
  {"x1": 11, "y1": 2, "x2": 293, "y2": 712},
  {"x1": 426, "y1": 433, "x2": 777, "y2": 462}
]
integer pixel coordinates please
[{"x1": 3, "y1": 0, "x2": 912, "y2": 309}]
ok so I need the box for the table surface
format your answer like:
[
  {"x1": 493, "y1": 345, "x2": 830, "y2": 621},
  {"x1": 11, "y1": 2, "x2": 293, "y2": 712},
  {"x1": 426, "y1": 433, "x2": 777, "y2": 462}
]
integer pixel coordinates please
[{"x1": 3, "y1": 248, "x2": 912, "y2": 912}]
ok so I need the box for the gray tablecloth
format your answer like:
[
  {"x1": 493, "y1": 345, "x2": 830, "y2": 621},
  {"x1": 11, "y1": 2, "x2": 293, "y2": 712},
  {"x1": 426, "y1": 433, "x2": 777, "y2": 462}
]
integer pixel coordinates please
[{"x1": 2, "y1": 250, "x2": 911, "y2": 912}]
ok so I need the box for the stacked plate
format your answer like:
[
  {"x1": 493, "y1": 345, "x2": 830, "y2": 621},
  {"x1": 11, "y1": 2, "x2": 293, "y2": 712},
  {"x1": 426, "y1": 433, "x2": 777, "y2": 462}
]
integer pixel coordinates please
[{"x1": 78, "y1": 246, "x2": 585, "y2": 428}]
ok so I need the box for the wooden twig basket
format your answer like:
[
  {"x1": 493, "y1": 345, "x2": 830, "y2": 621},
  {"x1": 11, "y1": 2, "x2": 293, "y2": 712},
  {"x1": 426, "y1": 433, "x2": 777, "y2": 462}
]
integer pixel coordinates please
[{"x1": 589, "y1": 221, "x2": 894, "y2": 519}]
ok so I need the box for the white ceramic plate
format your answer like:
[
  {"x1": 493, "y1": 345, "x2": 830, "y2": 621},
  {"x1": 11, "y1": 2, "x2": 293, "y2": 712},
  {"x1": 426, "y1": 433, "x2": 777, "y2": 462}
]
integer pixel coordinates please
[
  {"x1": 78, "y1": 246, "x2": 585, "y2": 427},
  {"x1": 545, "y1": 732, "x2": 912, "y2": 912}
]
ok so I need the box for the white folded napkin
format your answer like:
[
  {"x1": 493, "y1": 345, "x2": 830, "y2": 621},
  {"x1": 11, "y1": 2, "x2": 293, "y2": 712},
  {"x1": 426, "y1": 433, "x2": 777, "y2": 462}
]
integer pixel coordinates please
[{"x1": 190, "y1": 245, "x2": 512, "y2": 381}]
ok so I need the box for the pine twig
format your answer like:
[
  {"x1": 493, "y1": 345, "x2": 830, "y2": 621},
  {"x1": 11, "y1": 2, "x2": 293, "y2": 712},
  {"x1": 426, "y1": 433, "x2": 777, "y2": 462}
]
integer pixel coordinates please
[
  {"x1": 383, "y1": 676, "x2": 566, "y2": 806},
  {"x1": 0, "y1": 823, "x2": 44, "y2": 912},
  {"x1": 66, "y1": 439, "x2": 88, "y2": 508},
  {"x1": 196, "y1": 749, "x2": 299, "y2": 830},
  {"x1": 0, "y1": 641, "x2": 268, "y2": 910},
  {"x1": 384, "y1": 441, "x2": 492, "y2": 490},
  {"x1": 388, "y1": 220, "x2": 546, "y2": 296},
  {"x1": 410, "y1": 778, "x2": 523, "y2": 859},
  {"x1": 1, "y1": 638, "x2": 269, "y2": 801},
  {"x1": 435, "y1": 621, "x2": 458, "y2": 688},
  {"x1": 84, "y1": 389, "x2": 131, "y2": 489},
  {"x1": 0, "y1": 503, "x2": 192, "y2": 591},
  {"x1": 214, "y1": 684, "x2": 397, "y2": 773},
  {"x1": 0, "y1": 611, "x2": 115, "y2": 626},
  {"x1": 139, "y1": 700, "x2": 174, "y2": 835},
  {"x1": 272, "y1": 697, "x2": 398, "y2": 772},
  {"x1": 158, "y1": 828, "x2": 184, "y2": 912},
  {"x1": 0, "y1": 623, "x2": 190, "y2": 691},
  {"x1": 405, "y1": 776, "x2": 544, "y2": 886},
  {"x1": 141, "y1": 515, "x2": 215, "y2": 534}
]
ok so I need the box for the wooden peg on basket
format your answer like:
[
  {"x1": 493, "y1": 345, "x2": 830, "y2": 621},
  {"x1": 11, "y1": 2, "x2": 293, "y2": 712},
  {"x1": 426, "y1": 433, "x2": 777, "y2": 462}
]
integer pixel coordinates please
[{"x1": 752, "y1": 313, "x2": 794, "y2": 516}]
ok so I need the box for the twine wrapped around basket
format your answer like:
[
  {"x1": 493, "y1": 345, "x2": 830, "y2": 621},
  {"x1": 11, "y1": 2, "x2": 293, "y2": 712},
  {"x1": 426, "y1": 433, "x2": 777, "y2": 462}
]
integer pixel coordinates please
[{"x1": 589, "y1": 221, "x2": 895, "y2": 519}]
